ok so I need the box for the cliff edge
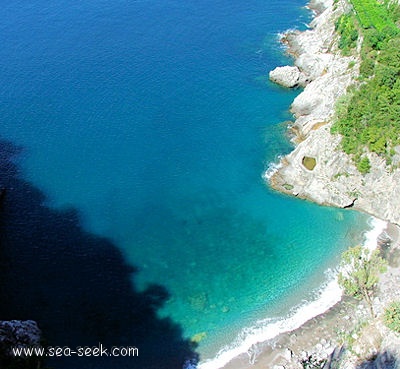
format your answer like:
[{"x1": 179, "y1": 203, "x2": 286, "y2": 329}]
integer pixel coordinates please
[{"x1": 267, "y1": 0, "x2": 400, "y2": 226}]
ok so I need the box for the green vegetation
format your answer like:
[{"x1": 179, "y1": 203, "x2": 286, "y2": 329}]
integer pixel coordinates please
[
  {"x1": 348, "y1": 60, "x2": 356, "y2": 68},
  {"x1": 384, "y1": 301, "x2": 400, "y2": 333},
  {"x1": 337, "y1": 318, "x2": 368, "y2": 353},
  {"x1": 356, "y1": 155, "x2": 371, "y2": 174},
  {"x1": 349, "y1": 0, "x2": 397, "y2": 31},
  {"x1": 331, "y1": 0, "x2": 400, "y2": 172},
  {"x1": 283, "y1": 183, "x2": 294, "y2": 191},
  {"x1": 333, "y1": 171, "x2": 350, "y2": 180},
  {"x1": 336, "y1": 14, "x2": 359, "y2": 54},
  {"x1": 338, "y1": 245, "x2": 387, "y2": 317}
]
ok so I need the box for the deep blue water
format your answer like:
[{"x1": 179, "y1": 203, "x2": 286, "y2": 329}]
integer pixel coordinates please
[{"x1": 0, "y1": 0, "x2": 368, "y2": 366}]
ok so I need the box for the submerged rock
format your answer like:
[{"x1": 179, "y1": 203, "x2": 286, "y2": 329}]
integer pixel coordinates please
[
  {"x1": 191, "y1": 331, "x2": 207, "y2": 343},
  {"x1": 188, "y1": 292, "x2": 208, "y2": 311}
]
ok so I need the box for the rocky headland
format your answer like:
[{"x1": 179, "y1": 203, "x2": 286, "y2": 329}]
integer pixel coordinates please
[{"x1": 267, "y1": 0, "x2": 400, "y2": 226}]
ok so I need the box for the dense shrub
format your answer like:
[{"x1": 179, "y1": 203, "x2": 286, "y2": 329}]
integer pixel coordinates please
[
  {"x1": 384, "y1": 301, "x2": 400, "y2": 333},
  {"x1": 336, "y1": 14, "x2": 359, "y2": 54},
  {"x1": 331, "y1": 0, "x2": 400, "y2": 172},
  {"x1": 359, "y1": 55, "x2": 375, "y2": 77},
  {"x1": 338, "y1": 246, "x2": 386, "y2": 317},
  {"x1": 356, "y1": 156, "x2": 371, "y2": 174},
  {"x1": 350, "y1": 0, "x2": 398, "y2": 31}
]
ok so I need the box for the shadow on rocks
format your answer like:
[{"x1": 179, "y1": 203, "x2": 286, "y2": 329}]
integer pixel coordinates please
[
  {"x1": 321, "y1": 347, "x2": 398, "y2": 369},
  {"x1": 0, "y1": 140, "x2": 199, "y2": 369},
  {"x1": 356, "y1": 351, "x2": 398, "y2": 369}
]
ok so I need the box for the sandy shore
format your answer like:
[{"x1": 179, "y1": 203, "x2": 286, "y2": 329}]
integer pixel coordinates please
[
  {"x1": 220, "y1": 223, "x2": 400, "y2": 369},
  {"x1": 222, "y1": 299, "x2": 354, "y2": 369}
]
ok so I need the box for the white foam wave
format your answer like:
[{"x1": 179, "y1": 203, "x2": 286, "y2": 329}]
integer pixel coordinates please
[
  {"x1": 198, "y1": 275, "x2": 342, "y2": 369},
  {"x1": 275, "y1": 31, "x2": 287, "y2": 43},
  {"x1": 197, "y1": 216, "x2": 387, "y2": 369},
  {"x1": 363, "y1": 217, "x2": 387, "y2": 251},
  {"x1": 262, "y1": 160, "x2": 282, "y2": 181},
  {"x1": 276, "y1": 28, "x2": 298, "y2": 41}
]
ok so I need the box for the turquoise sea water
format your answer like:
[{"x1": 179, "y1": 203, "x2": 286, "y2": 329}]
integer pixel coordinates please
[{"x1": 0, "y1": 0, "x2": 369, "y2": 367}]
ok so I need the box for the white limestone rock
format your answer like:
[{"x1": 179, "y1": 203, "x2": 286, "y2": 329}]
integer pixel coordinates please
[
  {"x1": 309, "y1": 0, "x2": 332, "y2": 14},
  {"x1": 269, "y1": 66, "x2": 304, "y2": 88},
  {"x1": 295, "y1": 53, "x2": 331, "y2": 81}
]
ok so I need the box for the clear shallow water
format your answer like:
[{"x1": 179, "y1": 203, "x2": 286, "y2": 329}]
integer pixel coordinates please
[{"x1": 0, "y1": 0, "x2": 368, "y2": 365}]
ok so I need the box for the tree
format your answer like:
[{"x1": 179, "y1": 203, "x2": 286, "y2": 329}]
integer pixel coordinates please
[
  {"x1": 384, "y1": 301, "x2": 400, "y2": 333},
  {"x1": 338, "y1": 245, "x2": 387, "y2": 317},
  {"x1": 356, "y1": 156, "x2": 371, "y2": 174}
]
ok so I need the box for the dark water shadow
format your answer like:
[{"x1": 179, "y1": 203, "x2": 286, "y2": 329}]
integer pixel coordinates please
[{"x1": 0, "y1": 140, "x2": 198, "y2": 368}]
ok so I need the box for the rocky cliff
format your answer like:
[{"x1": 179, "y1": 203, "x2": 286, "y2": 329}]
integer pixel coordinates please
[{"x1": 267, "y1": 0, "x2": 400, "y2": 226}]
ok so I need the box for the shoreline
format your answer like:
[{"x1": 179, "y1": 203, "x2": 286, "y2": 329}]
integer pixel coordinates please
[
  {"x1": 219, "y1": 220, "x2": 400, "y2": 369},
  {"x1": 200, "y1": 0, "x2": 400, "y2": 366},
  {"x1": 197, "y1": 217, "x2": 391, "y2": 369}
]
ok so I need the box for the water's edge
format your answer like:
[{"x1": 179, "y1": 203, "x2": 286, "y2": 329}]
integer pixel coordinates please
[
  {"x1": 197, "y1": 218, "x2": 387, "y2": 369},
  {"x1": 198, "y1": 0, "x2": 388, "y2": 365}
]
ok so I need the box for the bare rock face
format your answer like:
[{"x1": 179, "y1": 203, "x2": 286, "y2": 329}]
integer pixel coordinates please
[
  {"x1": 295, "y1": 53, "x2": 330, "y2": 81},
  {"x1": 270, "y1": 126, "x2": 360, "y2": 208},
  {"x1": 269, "y1": 66, "x2": 304, "y2": 88},
  {"x1": 309, "y1": 0, "x2": 331, "y2": 14}
]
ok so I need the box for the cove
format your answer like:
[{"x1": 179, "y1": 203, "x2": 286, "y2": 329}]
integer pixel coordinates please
[{"x1": 0, "y1": 0, "x2": 369, "y2": 366}]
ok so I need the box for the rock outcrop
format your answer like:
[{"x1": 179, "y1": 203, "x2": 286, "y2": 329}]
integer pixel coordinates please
[
  {"x1": 0, "y1": 320, "x2": 42, "y2": 368},
  {"x1": 0, "y1": 320, "x2": 41, "y2": 355},
  {"x1": 267, "y1": 0, "x2": 400, "y2": 225},
  {"x1": 269, "y1": 66, "x2": 306, "y2": 88}
]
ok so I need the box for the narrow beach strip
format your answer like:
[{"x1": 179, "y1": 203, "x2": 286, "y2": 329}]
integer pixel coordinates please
[{"x1": 198, "y1": 217, "x2": 387, "y2": 369}]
